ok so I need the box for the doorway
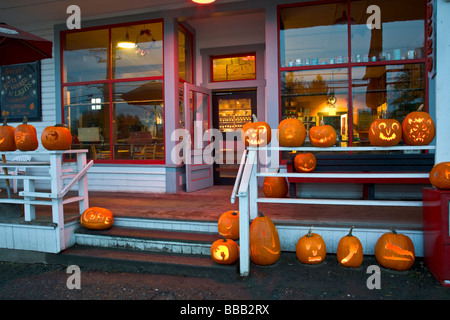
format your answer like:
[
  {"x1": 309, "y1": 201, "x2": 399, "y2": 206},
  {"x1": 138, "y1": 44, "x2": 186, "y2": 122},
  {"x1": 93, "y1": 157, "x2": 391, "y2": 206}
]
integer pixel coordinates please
[{"x1": 212, "y1": 90, "x2": 257, "y2": 185}]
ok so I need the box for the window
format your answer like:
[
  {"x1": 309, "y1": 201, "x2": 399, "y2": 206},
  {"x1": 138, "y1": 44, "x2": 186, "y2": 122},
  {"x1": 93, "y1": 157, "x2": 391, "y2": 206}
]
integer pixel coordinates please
[
  {"x1": 211, "y1": 53, "x2": 256, "y2": 82},
  {"x1": 62, "y1": 20, "x2": 164, "y2": 162},
  {"x1": 279, "y1": 0, "x2": 426, "y2": 148}
]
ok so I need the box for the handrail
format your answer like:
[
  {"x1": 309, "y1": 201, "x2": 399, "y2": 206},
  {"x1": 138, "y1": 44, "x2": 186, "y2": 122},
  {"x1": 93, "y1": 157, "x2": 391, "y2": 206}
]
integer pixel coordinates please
[
  {"x1": 231, "y1": 149, "x2": 248, "y2": 204},
  {"x1": 255, "y1": 145, "x2": 436, "y2": 152}
]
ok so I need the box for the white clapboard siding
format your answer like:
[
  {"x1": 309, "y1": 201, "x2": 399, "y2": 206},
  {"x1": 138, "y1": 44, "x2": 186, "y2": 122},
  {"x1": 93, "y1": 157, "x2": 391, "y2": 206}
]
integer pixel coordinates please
[{"x1": 0, "y1": 223, "x2": 59, "y2": 253}]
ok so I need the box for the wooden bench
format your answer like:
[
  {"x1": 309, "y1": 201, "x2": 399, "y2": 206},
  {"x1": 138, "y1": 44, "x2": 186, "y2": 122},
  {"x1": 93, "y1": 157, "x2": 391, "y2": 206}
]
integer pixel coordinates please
[{"x1": 286, "y1": 153, "x2": 434, "y2": 199}]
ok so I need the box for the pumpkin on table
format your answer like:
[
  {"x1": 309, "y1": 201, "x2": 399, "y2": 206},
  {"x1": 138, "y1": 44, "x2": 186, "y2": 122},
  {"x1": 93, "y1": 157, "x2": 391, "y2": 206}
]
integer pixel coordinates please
[
  {"x1": 14, "y1": 117, "x2": 39, "y2": 151},
  {"x1": 80, "y1": 207, "x2": 114, "y2": 230},
  {"x1": 249, "y1": 211, "x2": 281, "y2": 265},
  {"x1": 241, "y1": 114, "x2": 271, "y2": 147},
  {"x1": 369, "y1": 118, "x2": 402, "y2": 146},
  {"x1": 309, "y1": 122, "x2": 337, "y2": 147},
  {"x1": 375, "y1": 229, "x2": 415, "y2": 271},
  {"x1": 429, "y1": 162, "x2": 450, "y2": 190},
  {"x1": 41, "y1": 124, "x2": 72, "y2": 150},
  {"x1": 294, "y1": 153, "x2": 316, "y2": 173},
  {"x1": 277, "y1": 118, "x2": 306, "y2": 147},
  {"x1": 296, "y1": 226, "x2": 326, "y2": 264},
  {"x1": 263, "y1": 169, "x2": 288, "y2": 198},
  {"x1": 0, "y1": 117, "x2": 17, "y2": 151},
  {"x1": 218, "y1": 210, "x2": 239, "y2": 240},
  {"x1": 402, "y1": 110, "x2": 435, "y2": 146},
  {"x1": 337, "y1": 226, "x2": 363, "y2": 268},
  {"x1": 210, "y1": 237, "x2": 240, "y2": 265}
]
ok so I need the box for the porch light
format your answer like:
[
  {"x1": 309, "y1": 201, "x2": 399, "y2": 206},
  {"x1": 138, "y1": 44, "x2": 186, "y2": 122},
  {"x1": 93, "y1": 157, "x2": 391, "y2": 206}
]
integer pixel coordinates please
[
  {"x1": 117, "y1": 30, "x2": 135, "y2": 49},
  {"x1": 192, "y1": 0, "x2": 216, "y2": 4}
]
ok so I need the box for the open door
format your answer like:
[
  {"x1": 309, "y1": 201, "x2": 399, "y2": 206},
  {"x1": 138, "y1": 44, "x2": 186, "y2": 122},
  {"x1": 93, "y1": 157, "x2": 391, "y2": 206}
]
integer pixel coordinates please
[{"x1": 184, "y1": 83, "x2": 213, "y2": 192}]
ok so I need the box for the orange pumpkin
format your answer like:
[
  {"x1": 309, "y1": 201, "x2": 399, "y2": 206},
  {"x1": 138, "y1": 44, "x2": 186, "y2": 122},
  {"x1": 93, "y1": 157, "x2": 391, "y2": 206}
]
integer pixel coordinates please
[
  {"x1": 309, "y1": 124, "x2": 337, "y2": 147},
  {"x1": 41, "y1": 124, "x2": 72, "y2": 150},
  {"x1": 337, "y1": 226, "x2": 363, "y2": 268},
  {"x1": 402, "y1": 111, "x2": 435, "y2": 145},
  {"x1": 375, "y1": 229, "x2": 415, "y2": 271},
  {"x1": 263, "y1": 169, "x2": 288, "y2": 198},
  {"x1": 218, "y1": 210, "x2": 240, "y2": 240},
  {"x1": 80, "y1": 207, "x2": 114, "y2": 230},
  {"x1": 296, "y1": 226, "x2": 326, "y2": 264},
  {"x1": 277, "y1": 118, "x2": 306, "y2": 147},
  {"x1": 249, "y1": 211, "x2": 281, "y2": 266},
  {"x1": 210, "y1": 237, "x2": 240, "y2": 265},
  {"x1": 241, "y1": 115, "x2": 271, "y2": 147},
  {"x1": 14, "y1": 117, "x2": 39, "y2": 151},
  {"x1": 0, "y1": 117, "x2": 17, "y2": 151},
  {"x1": 294, "y1": 153, "x2": 316, "y2": 173},
  {"x1": 429, "y1": 162, "x2": 450, "y2": 190},
  {"x1": 369, "y1": 119, "x2": 402, "y2": 146}
]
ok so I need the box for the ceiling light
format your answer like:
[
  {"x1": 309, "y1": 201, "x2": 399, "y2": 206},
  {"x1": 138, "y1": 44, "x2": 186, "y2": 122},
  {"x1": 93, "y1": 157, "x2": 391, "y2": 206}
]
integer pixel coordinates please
[
  {"x1": 117, "y1": 30, "x2": 135, "y2": 49},
  {"x1": 192, "y1": 0, "x2": 216, "y2": 4}
]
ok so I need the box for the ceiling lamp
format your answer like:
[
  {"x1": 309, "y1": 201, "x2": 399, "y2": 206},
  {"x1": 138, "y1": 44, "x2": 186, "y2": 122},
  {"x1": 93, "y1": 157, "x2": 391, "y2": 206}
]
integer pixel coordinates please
[
  {"x1": 192, "y1": 0, "x2": 216, "y2": 4},
  {"x1": 117, "y1": 30, "x2": 135, "y2": 49}
]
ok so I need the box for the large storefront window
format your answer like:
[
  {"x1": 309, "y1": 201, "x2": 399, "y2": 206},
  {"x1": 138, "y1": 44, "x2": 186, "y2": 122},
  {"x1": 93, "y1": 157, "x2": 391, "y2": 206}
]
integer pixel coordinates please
[
  {"x1": 279, "y1": 0, "x2": 426, "y2": 148},
  {"x1": 62, "y1": 20, "x2": 164, "y2": 162}
]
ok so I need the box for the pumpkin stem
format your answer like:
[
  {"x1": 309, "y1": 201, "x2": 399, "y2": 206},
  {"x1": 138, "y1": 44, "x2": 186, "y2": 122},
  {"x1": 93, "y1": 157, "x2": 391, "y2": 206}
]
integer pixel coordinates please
[
  {"x1": 251, "y1": 114, "x2": 258, "y2": 122},
  {"x1": 347, "y1": 226, "x2": 355, "y2": 237},
  {"x1": 2, "y1": 116, "x2": 7, "y2": 126},
  {"x1": 220, "y1": 235, "x2": 228, "y2": 242},
  {"x1": 22, "y1": 116, "x2": 28, "y2": 125},
  {"x1": 231, "y1": 211, "x2": 238, "y2": 216},
  {"x1": 258, "y1": 211, "x2": 265, "y2": 217},
  {"x1": 390, "y1": 228, "x2": 397, "y2": 234},
  {"x1": 417, "y1": 104, "x2": 424, "y2": 111},
  {"x1": 307, "y1": 226, "x2": 314, "y2": 237}
]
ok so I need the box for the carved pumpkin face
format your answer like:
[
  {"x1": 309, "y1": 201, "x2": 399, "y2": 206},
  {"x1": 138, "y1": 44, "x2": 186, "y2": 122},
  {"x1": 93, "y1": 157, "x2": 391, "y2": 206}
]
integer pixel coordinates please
[
  {"x1": 369, "y1": 119, "x2": 402, "y2": 146},
  {"x1": 309, "y1": 124, "x2": 337, "y2": 147},
  {"x1": 249, "y1": 211, "x2": 281, "y2": 266},
  {"x1": 263, "y1": 173, "x2": 288, "y2": 198},
  {"x1": 337, "y1": 227, "x2": 363, "y2": 268},
  {"x1": 80, "y1": 207, "x2": 114, "y2": 230},
  {"x1": 429, "y1": 162, "x2": 450, "y2": 190},
  {"x1": 402, "y1": 111, "x2": 435, "y2": 145},
  {"x1": 41, "y1": 124, "x2": 72, "y2": 150},
  {"x1": 294, "y1": 153, "x2": 316, "y2": 173},
  {"x1": 210, "y1": 237, "x2": 240, "y2": 265},
  {"x1": 242, "y1": 119, "x2": 271, "y2": 147},
  {"x1": 277, "y1": 118, "x2": 306, "y2": 147},
  {"x1": 218, "y1": 210, "x2": 240, "y2": 240},
  {"x1": 14, "y1": 117, "x2": 38, "y2": 151},
  {"x1": 0, "y1": 117, "x2": 17, "y2": 151},
  {"x1": 375, "y1": 229, "x2": 415, "y2": 271},
  {"x1": 296, "y1": 227, "x2": 326, "y2": 264}
]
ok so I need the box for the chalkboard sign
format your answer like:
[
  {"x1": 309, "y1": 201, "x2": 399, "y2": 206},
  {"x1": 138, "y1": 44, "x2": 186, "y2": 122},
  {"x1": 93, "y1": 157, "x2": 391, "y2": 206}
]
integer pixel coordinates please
[{"x1": 0, "y1": 62, "x2": 42, "y2": 122}]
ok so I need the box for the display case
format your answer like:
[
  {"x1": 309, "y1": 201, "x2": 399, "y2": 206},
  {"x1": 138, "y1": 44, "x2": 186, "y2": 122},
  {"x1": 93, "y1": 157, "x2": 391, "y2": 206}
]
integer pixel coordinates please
[{"x1": 217, "y1": 98, "x2": 252, "y2": 133}]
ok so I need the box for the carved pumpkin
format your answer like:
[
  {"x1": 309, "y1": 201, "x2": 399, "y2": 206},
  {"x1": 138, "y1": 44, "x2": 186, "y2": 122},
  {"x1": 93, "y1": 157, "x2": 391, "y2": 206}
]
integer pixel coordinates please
[
  {"x1": 210, "y1": 237, "x2": 240, "y2": 265},
  {"x1": 41, "y1": 124, "x2": 73, "y2": 150},
  {"x1": 218, "y1": 210, "x2": 239, "y2": 240},
  {"x1": 241, "y1": 114, "x2": 271, "y2": 147},
  {"x1": 277, "y1": 118, "x2": 306, "y2": 147},
  {"x1": 296, "y1": 226, "x2": 326, "y2": 264},
  {"x1": 249, "y1": 211, "x2": 281, "y2": 266},
  {"x1": 309, "y1": 123, "x2": 337, "y2": 147},
  {"x1": 14, "y1": 117, "x2": 39, "y2": 151},
  {"x1": 429, "y1": 162, "x2": 450, "y2": 190},
  {"x1": 375, "y1": 229, "x2": 415, "y2": 271},
  {"x1": 402, "y1": 111, "x2": 435, "y2": 145},
  {"x1": 294, "y1": 153, "x2": 316, "y2": 173},
  {"x1": 80, "y1": 207, "x2": 114, "y2": 230},
  {"x1": 369, "y1": 119, "x2": 402, "y2": 146},
  {"x1": 0, "y1": 117, "x2": 17, "y2": 151},
  {"x1": 263, "y1": 169, "x2": 288, "y2": 198},
  {"x1": 337, "y1": 226, "x2": 363, "y2": 268}
]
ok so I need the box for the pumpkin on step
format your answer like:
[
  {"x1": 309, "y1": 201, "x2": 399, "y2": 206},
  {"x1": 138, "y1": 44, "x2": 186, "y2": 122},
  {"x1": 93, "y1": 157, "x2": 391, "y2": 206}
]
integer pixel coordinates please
[
  {"x1": 369, "y1": 118, "x2": 402, "y2": 146},
  {"x1": 296, "y1": 227, "x2": 326, "y2": 264},
  {"x1": 41, "y1": 124, "x2": 72, "y2": 150},
  {"x1": 429, "y1": 162, "x2": 450, "y2": 190},
  {"x1": 263, "y1": 169, "x2": 288, "y2": 198},
  {"x1": 80, "y1": 207, "x2": 114, "y2": 230},
  {"x1": 402, "y1": 111, "x2": 435, "y2": 146},
  {"x1": 294, "y1": 153, "x2": 316, "y2": 173},
  {"x1": 249, "y1": 211, "x2": 281, "y2": 265},
  {"x1": 375, "y1": 229, "x2": 415, "y2": 271},
  {"x1": 309, "y1": 122, "x2": 337, "y2": 147},
  {"x1": 0, "y1": 117, "x2": 17, "y2": 151},
  {"x1": 218, "y1": 210, "x2": 239, "y2": 240},
  {"x1": 241, "y1": 115, "x2": 271, "y2": 147},
  {"x1": 277, "y1": 118, "x2": 306, "y2": 147},
  {"x1": 210, "y1": 237, "x2": 240, "y2": 265},
  {"x1": 337, "y1": 226, "x2": 363, "y2": 268},
  {"x1": 14, "y1": 117, "x2": 39, "y2": 151}
]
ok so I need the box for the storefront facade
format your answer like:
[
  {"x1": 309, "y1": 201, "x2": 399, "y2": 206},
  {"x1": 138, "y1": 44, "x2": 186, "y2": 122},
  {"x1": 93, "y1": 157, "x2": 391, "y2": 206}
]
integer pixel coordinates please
[{"x1": 1, "y1": 0, "x2": 449, "y2": 197}]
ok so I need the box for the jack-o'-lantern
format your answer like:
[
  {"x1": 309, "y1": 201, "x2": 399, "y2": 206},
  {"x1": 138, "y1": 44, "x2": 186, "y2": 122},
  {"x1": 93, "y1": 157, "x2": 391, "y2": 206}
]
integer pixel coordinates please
[
  {"x1": 296, "y1": 226, "x2": 326, "y2": 264},
  {"x1": 0, "y1": 117, "x2": 17, "y2": 151},
  {"x1": 294, "y1": 153, "x2": 316, "y2": 173},
  {"x1": 249, "y1": 211, "x2": 281, "y2": 266},
  {"x1": 218, "y1": 210, "x2": 239, "y2": 240},
  {"x1": 429, "y1": 162, "x2": 450, "y2": 190},
  {"x1": 14, "y1": 117, "x2": 39, "y2": 151},
  {"x1": 80, "y1": 207, "x2": 114, "y2": 230},
  {"x1": 277, "y1": 118, "x2": 306, "y2": 147},
  {"x1": 369, "y1": 119, "x2": 402, "y2": 146},
  {"x1": 309, "y1": 123, "x2": 337, "y2": 147},
  {"x1": 241, "y1": 115, "x2": 271, "y2": 147},
  {"x1": 210, "y1": 237, "x2": 240, "y2": 265},
  {"x1": 41, "y1": 124, "x2": 72, "y2": 150},
  {"x1": 375, "y1": 229, "x2": 415, "y2": 271},
  {"x1": 402, "y1": 111, "x2": 435, "y2": 145},
  {"x1": 263, "y1": 169, "x2": 288, "y2": 198},
  {"x1": 337, "y1": 226, "x2": 363, "y2": 268}
]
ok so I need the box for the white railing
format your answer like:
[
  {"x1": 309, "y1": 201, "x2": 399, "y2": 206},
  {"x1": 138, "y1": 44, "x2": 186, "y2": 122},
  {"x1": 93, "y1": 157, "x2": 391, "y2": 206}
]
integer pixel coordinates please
[
  {"x1": 1, "y1": 149, "x2": 92, "y2": 252},
  {"x1": 231, "y1": 145, "x2": 435, "y2": 276}
]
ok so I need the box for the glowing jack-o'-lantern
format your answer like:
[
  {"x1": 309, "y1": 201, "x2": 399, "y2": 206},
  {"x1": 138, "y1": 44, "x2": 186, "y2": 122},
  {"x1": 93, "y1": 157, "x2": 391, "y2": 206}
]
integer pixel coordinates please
[
  {"x1": 296, "y1": 227, "x2": 326, "y2": 264},
  {"x1": 0, "y1": 117, "x2": 17, "y2": 151},
  {"x1": 242, "y1": 115, "x2": 272, "y2": 147},
  {"x1": 218, "y1": 210, "x2": 239, "y2": 240},
  {"x1": 41, "y1": 124, "x2": 72, "y2": 150},
  {"x1": 402, "y1": 111, "x2": 435, "y2": 146},
  {"x1": 80, "y1": 207, "x2": 114, "y2": 230},
  {"x1": 429, "y1": 162, "x2": 450, "y2": 190},
  {"x1": 277, "y1": 118, "x2": 306, "y2": 147},
  {"x1": 294, "y1": 153, "x2": 316, "y2": 173},
  {"x1": 337, "y1": 226, "x2": 363, "y2": 268},
  {"x1": 369, "y1": 119, "x2": 402, "y2": 146},
  {"x1": 309, "y1": 123, "x2": 337, "y2": 147},
  {"x1": 375, "y1": 229, "x2": 415, "y2": 271},
  {"x1": 263, "y1": 169, "x2": 288, "y2": 198},
  {"x1": 210, "y1": 237, "x2": 239, "y2": 265},
  {"x1": 14, "y1": 117, "x2": 39, "y2": 151},
  {"x1": 249, "y1": 211, "x2": 281, "y2": 266}
]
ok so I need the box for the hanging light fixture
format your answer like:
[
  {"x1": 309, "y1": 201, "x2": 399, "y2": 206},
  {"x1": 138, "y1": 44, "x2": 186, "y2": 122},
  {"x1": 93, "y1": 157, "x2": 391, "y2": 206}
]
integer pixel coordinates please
[
  {"x1": 117, "y1": 29, "x2": 135, "y2": 49},
  {"x1": 192, "y1": 0, "x2": 216, "y2": 4}
]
